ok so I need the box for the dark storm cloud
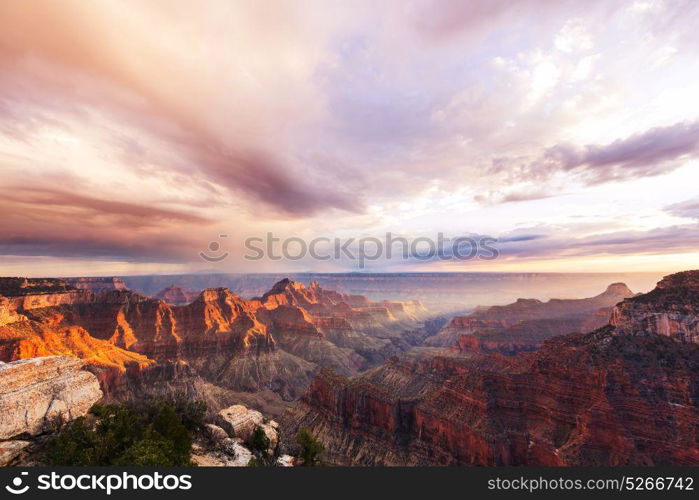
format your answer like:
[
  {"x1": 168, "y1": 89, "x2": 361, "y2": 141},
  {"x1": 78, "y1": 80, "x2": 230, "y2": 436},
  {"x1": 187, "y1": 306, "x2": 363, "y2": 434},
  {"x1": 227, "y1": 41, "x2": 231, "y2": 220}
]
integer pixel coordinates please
[
  {"x1": 2, "y1": 188, "x2": 212, "y2": 225},
  {"x1": 0, "y1": 188, "x2": 214, "y2": 261},
  {"x1": 185, "y1": 148, "x2": 363, "y2": 217}
]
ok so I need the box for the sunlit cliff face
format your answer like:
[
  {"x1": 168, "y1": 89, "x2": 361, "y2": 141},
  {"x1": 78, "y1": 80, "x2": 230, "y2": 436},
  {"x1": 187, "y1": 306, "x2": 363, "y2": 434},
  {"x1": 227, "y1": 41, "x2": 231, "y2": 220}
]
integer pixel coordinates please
[{"x1": 1, "y1": 0, "x2": 698, "y2": 275}]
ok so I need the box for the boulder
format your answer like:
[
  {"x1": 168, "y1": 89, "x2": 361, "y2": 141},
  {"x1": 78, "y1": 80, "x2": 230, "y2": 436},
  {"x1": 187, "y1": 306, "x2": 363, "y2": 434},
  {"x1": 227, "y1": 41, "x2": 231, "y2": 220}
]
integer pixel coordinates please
[
  {"x1": 259, "y1": 423, "x2": 279, "y2": 455},
  {"x1": 203, "y1": 424, "x2": 229, "y2": 443},
  {"x1": 216, "y1": 404, "x2": 263, "y2": 442},
  {"x1": 0, "y1": 356, "x2": 103, "y2": 440},
  {"x1": 276, "y1": 454, "x2": 294, "y2": 467}
]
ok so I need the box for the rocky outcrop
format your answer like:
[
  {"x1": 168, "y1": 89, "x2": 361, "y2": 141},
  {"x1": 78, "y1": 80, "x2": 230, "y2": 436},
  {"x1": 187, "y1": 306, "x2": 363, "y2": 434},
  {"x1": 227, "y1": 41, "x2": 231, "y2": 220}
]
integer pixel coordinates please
[
  {"x1": 0, "y1": 440, "x2": 31, "y2": 466},
  {"x1": 203, "y1": 424, "x2": 229, "y2": 442},
  {"x1": 0, "y1": 356, "x2": 102, "y2": 440},
  {"x1": 425, "y1": 283, "x2": 634, "y2": 353},
  {"x1": 217, "y1": 405, "x2": 264, "y2": 442},
  {"x1": 610, "y1": 271, "x2": 699, "y2": 343},
  {"x1": 281, "y1": 271, "x2": 699, "y2": 466},
  {"x1": 276, "y1": 454, "x2": 295, "y2": 466},
  {"x1": 192, "y1": 437, "x2": 253, "y2": 467},
  {"x1": 260, "y1": 421, "x2": 280, "y2": 454},
  {"x1": 192, "y1": 404, "x2": 281, "y2": 466}
]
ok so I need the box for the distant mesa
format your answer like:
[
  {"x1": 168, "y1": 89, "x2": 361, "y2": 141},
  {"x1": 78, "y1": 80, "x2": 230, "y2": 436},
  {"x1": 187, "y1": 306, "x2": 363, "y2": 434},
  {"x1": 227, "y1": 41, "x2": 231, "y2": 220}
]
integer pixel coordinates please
[
  {"x1": 424, "y1": 281, "x2": 635, "y2": 353},
  {"x1": 65, "y1": 277, "x2": 128, "y2": 293},
  {"x1": 153, "y1": 285, "x2": 200, "y2": 306},
  {"x1": 0, "y1": 277, "x2": 77, "y2": 297}
]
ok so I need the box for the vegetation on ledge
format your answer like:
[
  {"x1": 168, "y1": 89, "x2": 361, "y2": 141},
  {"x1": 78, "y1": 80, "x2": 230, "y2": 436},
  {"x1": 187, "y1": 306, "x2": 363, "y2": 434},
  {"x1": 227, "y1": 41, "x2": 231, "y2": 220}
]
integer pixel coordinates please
[{"x1": 45, "y1": 394, "x2": 206, "y2": 466}]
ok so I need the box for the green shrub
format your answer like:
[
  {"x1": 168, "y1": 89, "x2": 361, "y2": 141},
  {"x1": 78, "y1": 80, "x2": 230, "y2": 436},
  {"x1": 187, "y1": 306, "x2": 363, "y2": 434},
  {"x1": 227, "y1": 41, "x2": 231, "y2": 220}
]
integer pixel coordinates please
[
  {"x1": 135, "y1": 392, "x2": 207, "y2": 432},
  {"x1": 150, "y1": 405, "x2": 192, "y2": 464},
  {"x1": 248, "y1": 426, "x2": 271, "y2": 453},
  {"x1": 113, "y1": 438, "x2": 178, "y2": 466},
  {"x1": 45, "y1": 399, "x2": 202, "y2": 466},
  {"x1": 297, "y1": 428, "x2": 324, "y2": 466}
]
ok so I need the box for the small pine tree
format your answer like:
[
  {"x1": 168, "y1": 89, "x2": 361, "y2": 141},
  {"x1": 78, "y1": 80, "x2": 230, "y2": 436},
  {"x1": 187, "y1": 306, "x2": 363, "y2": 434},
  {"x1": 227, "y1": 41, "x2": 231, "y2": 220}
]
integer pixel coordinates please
[
  {"x1": 150, "y1": 405, "x2": 192, "y2": 465},
  {"x1": 297, "y1": 428, "x2": 324, "y2": 466},
  {"x1": 249, "y1": 426, "x2": 271, "y2": 453}
]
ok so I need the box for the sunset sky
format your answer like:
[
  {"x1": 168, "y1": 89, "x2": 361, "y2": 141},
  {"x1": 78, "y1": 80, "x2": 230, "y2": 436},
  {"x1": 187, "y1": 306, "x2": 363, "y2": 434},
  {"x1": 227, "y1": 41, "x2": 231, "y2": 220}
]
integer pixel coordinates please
[{"x1": 1, "y1": 0, "x2": 698, "y2": 275}]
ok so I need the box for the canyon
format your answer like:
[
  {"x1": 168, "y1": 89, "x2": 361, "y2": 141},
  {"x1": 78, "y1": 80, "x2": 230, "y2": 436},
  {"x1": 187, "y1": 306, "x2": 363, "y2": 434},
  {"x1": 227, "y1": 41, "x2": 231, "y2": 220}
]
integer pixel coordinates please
[
  {"x1": 1, "y1": 271, "x2": 696, "y2": 466},
  {"x1": 0, "y1": 277, "x2": 429, "y2": 416},
  {"x1": 280, "y1": 270, "x2": 699, "y2": 466}
]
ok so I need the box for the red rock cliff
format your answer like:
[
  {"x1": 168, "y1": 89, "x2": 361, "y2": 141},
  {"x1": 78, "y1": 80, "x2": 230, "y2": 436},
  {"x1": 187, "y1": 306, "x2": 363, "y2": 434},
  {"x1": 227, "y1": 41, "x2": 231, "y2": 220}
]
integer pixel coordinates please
[{"x1": 281, "y1": 271, "x2": 698, "y2": 466}]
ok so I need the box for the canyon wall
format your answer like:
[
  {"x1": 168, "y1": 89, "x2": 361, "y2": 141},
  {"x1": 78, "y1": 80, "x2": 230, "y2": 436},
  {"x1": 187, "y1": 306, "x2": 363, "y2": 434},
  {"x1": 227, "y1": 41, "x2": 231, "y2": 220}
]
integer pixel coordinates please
[
  {"x1": 281, "y1": 271, "x2": 699, "y2": 466},
  {"x1": 0, "y1": 277, "x2": 430, "y2": 416},
  {"x1": 610, "y1": 271, "x2": 698, "y2": 343},
  {"x1": 425, "y1": 283, "x2": 634, "y2": 353}
]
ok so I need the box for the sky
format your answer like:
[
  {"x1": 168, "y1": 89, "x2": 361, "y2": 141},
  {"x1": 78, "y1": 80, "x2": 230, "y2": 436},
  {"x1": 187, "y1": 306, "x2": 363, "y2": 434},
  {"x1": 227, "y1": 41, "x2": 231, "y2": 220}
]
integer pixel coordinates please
[{"x1": 0, "y1": 0, "x2": 698, "y2": 276}]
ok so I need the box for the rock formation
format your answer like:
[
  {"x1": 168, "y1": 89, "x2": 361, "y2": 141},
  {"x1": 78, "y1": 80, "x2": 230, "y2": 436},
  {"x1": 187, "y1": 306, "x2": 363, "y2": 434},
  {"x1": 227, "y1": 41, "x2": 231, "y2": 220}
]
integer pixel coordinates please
[
  {"x1": 0, "y1": 440, "x2": 31, "y2": 467},
  {"x1": 610, "y1": 271, "x2": 698, "y2": 343},
  {"x1": 425, "y1": 283, "x2": 634, "y2": 353},
  {"x1": 192, "y1": 404, "x2": 280, "y2": 466},
  {"x1": 217, "y1": 405, "x2": 264, "y2": 442},
  {"x1": 0, "y1": 277, "x2": 430, "y2": 416},
  {"x1": 153, "y1": 285, "x2": 200, "y2": 306},
  {"x1": 281, "y1": 271, "x2": 699, "y2": 466},
  {"x1": 0, "y1": 356, "x2": 103, "y2": 465},
  {"x1": 64, "y1": 277, "x2": 128, "y2": 293}
]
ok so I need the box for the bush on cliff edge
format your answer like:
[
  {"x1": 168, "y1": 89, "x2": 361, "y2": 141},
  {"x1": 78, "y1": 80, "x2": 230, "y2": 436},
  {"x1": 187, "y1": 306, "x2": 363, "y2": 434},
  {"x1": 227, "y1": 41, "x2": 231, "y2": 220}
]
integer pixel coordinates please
[{"x1": 45, "y1": 398, "x2": 206, "y2": 466}]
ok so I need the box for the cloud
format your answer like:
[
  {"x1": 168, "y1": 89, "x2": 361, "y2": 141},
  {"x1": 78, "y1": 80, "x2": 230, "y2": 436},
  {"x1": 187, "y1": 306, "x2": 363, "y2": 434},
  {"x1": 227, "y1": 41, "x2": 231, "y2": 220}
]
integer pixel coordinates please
[
  {"x1": 493, "y1": 120, "x2": 699, "y2": 185},
  {"x1": 0, "y1": 187, "x2": 216, "y2": 261},
  {"x1": 183, "y1": 148, "x2": 363, "y2": 217},
  {"x1": 495, "y1": 224, "x2": 699, "y2": 260},
  {"x1": 2, "y1": 188, "x2": 212, "y2": 225},
  {"x1": 666, "y1": 198, "x2": 699, "y2": 220},
  {"x1": 1, "y1": 0, "x2": 699, "y2": 271},
  {"x1": 0, "y1": 0, "x2": 363, "y2": 218},
  {"x1": 407, "y1": 0, "x2": 585, "y2": 40}
]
